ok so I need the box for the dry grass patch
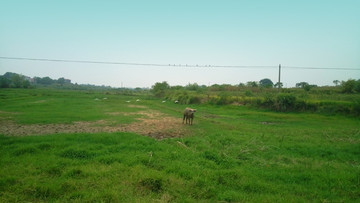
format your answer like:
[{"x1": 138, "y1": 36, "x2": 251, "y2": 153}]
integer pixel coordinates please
[{"x1": 0, "y1": 109, "x2": 188, "y2": 139}]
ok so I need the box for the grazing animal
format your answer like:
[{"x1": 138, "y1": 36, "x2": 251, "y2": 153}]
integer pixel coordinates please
[{"x1": 183, "y1": 107, "x2": 197, "y2": 125}]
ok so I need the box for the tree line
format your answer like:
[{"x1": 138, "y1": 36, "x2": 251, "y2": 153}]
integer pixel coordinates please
[
  {"x1": 152, "y1": 78, "x2": 360, "y2": 97},
  {"x1": 0, "y1": 72, "x2": 71, "y2": 88},
  {"x1": 1, "y1": 72, "x2": 359, "y2": 94}
]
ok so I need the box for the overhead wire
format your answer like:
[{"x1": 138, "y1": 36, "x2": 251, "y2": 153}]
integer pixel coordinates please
[{"x1": 0, "y1": 56, "x2": 358, "y2": 70}]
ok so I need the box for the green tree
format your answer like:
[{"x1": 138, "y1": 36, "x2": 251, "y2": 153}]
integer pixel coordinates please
[
  {"x1": 246, "y1": 81, "x2": 258, "y2": 87},
  {"x1": 57, "y1": 77, "x2": 66, "y2": 86},
  {"x1": 274, "y1": 82, "x2": 283, "y2": 88},
  {"x1": 40, "y1": 77, "x2": 54, "y2": 85},
  {"x1": 186, "y1": 83, "x2": 199, "y2": 91},
  {"x1": 341, "y1": 79, "x2": 356, "y2": 93},
  {"x1": 3, "y1": 72, "x2": 16, "y2": 80},
  {"x1": 22, "y1": 79, "x2": 30, "y2": 88},
  {"x1": 259, "y1": 78, "x2": 274, "y2": 88},
  {"x1": 152, "y1": 81, "x2": 170, "y2": 97},
  {"x1": 171, "y1": 85, "x2": 183, "y2": 90},
  {"x1": 303, "y1": 84, "x2": 312, "y2": 92},
  {"x1": 11, "y1": 74, "x2": 23, "y2": 88},
  {"x1": 0, "y1": 76, "x2": 11, "y2": 88},
  {"x1": 296, "y1": 82, "x2": 309, "y2": 88},
  {"x1": 333, "y1": 80, "x2": 340, "y2": 86},
  {"x1": 355, "y1": 79, "x2": 360, "y2": 93},
  {"x1": 34, "y1": 77, "x2": 41, "y2": 84}
]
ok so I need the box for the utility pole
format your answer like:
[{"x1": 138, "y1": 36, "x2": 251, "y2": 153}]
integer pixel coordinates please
[{"x1": 278, "y1": 64, "x2": 281, "y2": 91}]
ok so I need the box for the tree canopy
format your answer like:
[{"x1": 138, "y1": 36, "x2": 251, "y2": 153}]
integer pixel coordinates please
[
  {"x1": 259, "y1": 78, "x2": 274, "y2": 88},
  {"x1": 151, "y1": 81, "x2": 170, "y2": 97}
]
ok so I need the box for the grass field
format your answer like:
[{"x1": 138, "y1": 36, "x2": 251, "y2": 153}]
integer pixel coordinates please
[{"x1": 0, "y1": 88, "x2": 359, "y2": 202}]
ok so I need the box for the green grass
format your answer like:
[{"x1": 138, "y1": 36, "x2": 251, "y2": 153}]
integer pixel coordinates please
[
  {"x1": 0, "y1": 88, "x2": 359, "y2": 202},
  {"x1": 0, "y1": 88, "x2": 145, "y2": 124}
]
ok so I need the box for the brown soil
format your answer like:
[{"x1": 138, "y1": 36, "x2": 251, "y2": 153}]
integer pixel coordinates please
[{"x1": 0, "y1": 108, "x2": 189, "y2": 139}]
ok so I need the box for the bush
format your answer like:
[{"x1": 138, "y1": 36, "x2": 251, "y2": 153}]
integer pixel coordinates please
[
  {"x1": 263, "y1": 94, "x2": 275, "y2": 107},
  {"x1": 353, "y1": 100, "x2": 360, "y2": 116},
  {"x1": 275, "y1": 94, "x2": 296, "y2": 111},
  {"x1": 188, "y1": 95, "x2": 202, "y2": 104},
  {"x1": 216, "y1": 92, "x2": 232, "y2": 105},
  {"x1": 166, "y1": 91, "x2": 203, "y2": 104},
  {"x1": 173, "y1": 91, "x2": 190, "y2": 104},
  {"x1": 244, "y1": 90, "x2": 253, "y2": 97}
]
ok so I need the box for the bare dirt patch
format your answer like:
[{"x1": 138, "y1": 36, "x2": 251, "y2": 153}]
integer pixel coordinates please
[{"x1": 0, "y1": 109, "x2": 189, "y2": 139}]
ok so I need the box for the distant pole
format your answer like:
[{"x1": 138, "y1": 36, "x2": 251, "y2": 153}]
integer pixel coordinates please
[{"x1": 278, "y1": 64, "x2": 281, "y2": 91}]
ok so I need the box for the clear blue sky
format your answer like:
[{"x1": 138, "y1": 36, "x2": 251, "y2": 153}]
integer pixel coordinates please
[{"x1": 1, "y1": 0, "x2": 359, "y2": 87}]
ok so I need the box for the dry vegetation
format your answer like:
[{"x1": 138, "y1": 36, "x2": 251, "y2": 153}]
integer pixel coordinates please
[{"x1": 0, "y1": 105, "x2": 188, "y2": 139}]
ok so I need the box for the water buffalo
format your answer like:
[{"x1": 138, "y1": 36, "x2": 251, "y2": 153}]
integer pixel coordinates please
[{"x1": 183, "y1": 107, "x2": 197, "y2": 125}]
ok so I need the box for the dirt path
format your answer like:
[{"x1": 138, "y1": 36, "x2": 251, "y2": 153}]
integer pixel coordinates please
[{"x1": 0, "y1": 107, "x2": 189, "y2": 139}]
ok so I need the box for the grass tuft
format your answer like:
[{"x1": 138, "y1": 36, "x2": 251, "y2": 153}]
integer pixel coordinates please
[
  {"x1": 139, "y1": 178, "x2": 163, "y2": 193},
  {"x1": 59, "y1": 148, "x2": 95, "y2": 160}
]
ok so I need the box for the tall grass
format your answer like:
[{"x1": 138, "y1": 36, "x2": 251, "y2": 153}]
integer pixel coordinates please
[{"x1": 162, "y1": 87, "x2": 360, "y2": 116}]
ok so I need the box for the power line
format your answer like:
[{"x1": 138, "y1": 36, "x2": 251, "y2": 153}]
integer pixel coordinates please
[
  {"x1": 0, "y1": 56, "x2": 275, "y2": 69},
  {"x1": 283, "y1": 66, "x2": 359, "y2": 70},
  {"x1": 0, "y1": 56, "x2": 169, "y2": 67},
  {"x1": 0, "y1": 56, "x2": 358, "y2": 70}
]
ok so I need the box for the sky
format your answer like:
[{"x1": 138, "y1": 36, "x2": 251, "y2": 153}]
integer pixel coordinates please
[{"x1": 0, "y1": 0, "x2": 359, "y2": 88}]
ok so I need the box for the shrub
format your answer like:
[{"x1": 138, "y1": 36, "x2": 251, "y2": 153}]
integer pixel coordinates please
[
  {"x1": 263, "y1": 94, "x2": 275, "y2": 107},
  {"x1": 216, "y1": 92, "x2": 232, "y2": 105},
  {"x1": 353, "y1": 100, "x2": 360, "y2": 116},
  {"x1": 165, "y1": 90, "x2": 204, "y2": 104},
  {"x1": 302, "y1": 101, "x2": 318, "y2": 112},
  {"x1": 207, "y1": 95, "x2": 220, "y2": 105},
  {"x1": 188, "y1": 95, "x2": 202, "y2": 104},
  {"x1": 175, "y1": 91, "x2": 189, "y2": 104},
  {"x1": 244, "y1": 90, "x2": 253, "y2": 97},
  {"x1": 275, "y1": 93, "x2": 297, "y2": 111}
]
